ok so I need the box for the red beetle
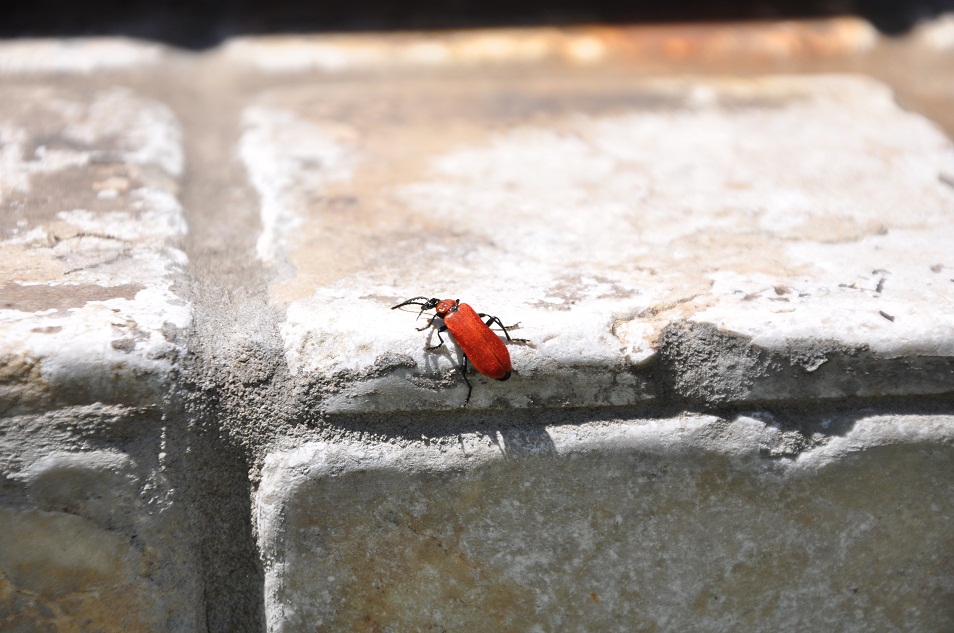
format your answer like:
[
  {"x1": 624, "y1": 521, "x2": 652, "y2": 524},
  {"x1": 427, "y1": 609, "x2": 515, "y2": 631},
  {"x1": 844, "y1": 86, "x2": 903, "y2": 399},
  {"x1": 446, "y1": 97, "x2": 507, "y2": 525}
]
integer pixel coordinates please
[{"x1": 392, "y1": 297, "x2": 522, "y2": 402}]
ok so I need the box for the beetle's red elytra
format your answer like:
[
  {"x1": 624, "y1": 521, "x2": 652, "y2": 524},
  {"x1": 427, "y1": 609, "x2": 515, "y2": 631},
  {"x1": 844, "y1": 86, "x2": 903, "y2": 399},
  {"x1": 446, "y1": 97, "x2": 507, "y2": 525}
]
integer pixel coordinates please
[{"x1": 392, "y1": 297, "x2": 523, "y2": 403}]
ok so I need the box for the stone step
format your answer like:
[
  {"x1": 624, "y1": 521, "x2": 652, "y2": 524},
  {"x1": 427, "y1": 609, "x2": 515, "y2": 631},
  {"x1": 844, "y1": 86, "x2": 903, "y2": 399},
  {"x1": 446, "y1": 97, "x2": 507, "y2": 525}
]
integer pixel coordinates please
[
  {"x1": 237, "y1": 72, "x2": 954, "y2": 411},
  {"x1": 0, "y1": 83, "x2": 189, "y2": 415},
  {"x1": 1, "y1": 20, "x2": 952, "y2": 633},
  {"x1": 259, "y1": 410, "x2": 954, "y2": 632}
]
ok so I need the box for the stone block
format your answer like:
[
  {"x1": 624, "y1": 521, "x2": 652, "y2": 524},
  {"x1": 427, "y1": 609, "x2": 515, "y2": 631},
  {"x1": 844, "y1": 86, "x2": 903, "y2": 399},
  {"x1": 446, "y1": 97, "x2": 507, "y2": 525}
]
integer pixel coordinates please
[
  {"x1": 0, "y1": 406, "x2": 204, "y2": 632},
  {"x1": 222, "y1": 20, "x2": 877, "y2": 74},
  {"x1": 0, "y1": 84, "x2": 189, "y2": 415},
  {"x1": 0, "y1": 38, "x2": 166, "y2": 74},
  {"x1": 257, "y1": 412, "x2": 954, "y2": 632},
  {"x1": 2, "y1": 26, "x2": 952, "y2": 633},
  {"x1": 0, "y1": 74, "x2": 201, "y2": 630},
  {"x1": 238, "y1": 74, "x2": 954, "y2": 411}
]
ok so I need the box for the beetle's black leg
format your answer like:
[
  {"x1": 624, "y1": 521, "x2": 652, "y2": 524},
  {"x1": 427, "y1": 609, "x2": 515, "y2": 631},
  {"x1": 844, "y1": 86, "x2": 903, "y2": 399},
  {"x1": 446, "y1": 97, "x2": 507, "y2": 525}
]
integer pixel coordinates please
[
  {"x1": 425, "y1": 325, "x2": 448, "y2": 350},
  {"x1": 459, "y1": 354, "x2": 472, "y2": 404},
  {"x1": 416, "y1": 314, "x2": 438, "y2": 332},
  {"x1": 479, "y1": 314, "x2": 529, "y2": 344},
  {"x1": 479, "y1": 314, "x2": 520, "y2": 336}
]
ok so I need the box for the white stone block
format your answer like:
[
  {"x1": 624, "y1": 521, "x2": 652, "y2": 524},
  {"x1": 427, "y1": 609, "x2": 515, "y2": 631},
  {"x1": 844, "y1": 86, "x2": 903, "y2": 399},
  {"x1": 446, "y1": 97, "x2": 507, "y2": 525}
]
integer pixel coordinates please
[
  {"x1": 257, "y1": 413, "x2": 954, "y2": 632},
  {"x1": 0, "y1": 86, "x2": 190, "y2": 414},
  {"x1": 0, "y1": 407, "x2": 204, "y2": 631},
  {"x1": 238, "y1": 75, "x2": 954, "y2": 411}
]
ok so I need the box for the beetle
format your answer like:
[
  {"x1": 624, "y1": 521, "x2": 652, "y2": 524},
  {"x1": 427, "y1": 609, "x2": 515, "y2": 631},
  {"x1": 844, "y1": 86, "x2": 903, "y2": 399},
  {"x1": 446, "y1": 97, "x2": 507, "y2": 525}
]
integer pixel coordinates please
[{"x1": 391, "y1": 297, "x2": 523, "y2": 403}]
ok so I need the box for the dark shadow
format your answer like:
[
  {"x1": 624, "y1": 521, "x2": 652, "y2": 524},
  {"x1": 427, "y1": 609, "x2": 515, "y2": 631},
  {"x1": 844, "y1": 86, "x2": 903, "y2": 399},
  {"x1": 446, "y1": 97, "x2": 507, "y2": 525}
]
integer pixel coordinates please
[
  {"x1": 317, "y1": 393, "x2": 954, "y2": 463},
  {"x1": 654, "y1": 321, "x2": 954, "y2": 414},
  {"x1": 497, "y1": 425, "x2": 558, "y2": 457},
  {"x1": 2, "y1": 0, "x2": 952, "y2": 49},
  {"x1": 177, "y1": 426, "x2": 267, "y2": 633}
]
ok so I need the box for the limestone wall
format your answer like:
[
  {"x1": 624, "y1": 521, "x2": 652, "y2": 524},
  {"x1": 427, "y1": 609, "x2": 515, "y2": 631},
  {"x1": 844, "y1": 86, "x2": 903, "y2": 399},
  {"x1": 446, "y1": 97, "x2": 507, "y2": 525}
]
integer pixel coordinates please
[{"x1": 1, "y1": 21, "x2": 953, "y2": 632}]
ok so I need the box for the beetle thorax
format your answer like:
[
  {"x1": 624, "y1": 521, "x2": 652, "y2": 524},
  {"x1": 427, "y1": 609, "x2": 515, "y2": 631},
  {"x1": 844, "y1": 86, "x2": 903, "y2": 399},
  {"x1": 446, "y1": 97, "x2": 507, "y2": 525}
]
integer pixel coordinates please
[{"x1": 434, "y1": 299, "x2": 458, "y2": 317}]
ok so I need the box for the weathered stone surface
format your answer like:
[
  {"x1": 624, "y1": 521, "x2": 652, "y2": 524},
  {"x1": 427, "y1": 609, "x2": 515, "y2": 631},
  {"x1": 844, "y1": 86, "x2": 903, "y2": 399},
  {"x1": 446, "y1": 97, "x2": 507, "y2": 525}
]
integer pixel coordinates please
[
  {"x1": 239, "y1": 74, "x2": 954, "y2": 411},
  {"x1": 0, "y1": 85, "x2": 190, "y2": 414},
  {"x1": 0, "y1": 38, "x2": 166, "y2": 74},
  {"x1": 1, "y1": 24, "x2": 952, "y2": 633},
  {"x1": 222, "y1": 20, "x2": 877, "y2": 73},
  {"x1": 0, "y1": 406, "x2": 204, "y2": 632},
  {"x1": 0, "y1": 79, "x2": 201, "y2": 630},
  {"x1": 257, "y1": 412, "x2": 954, "y2": 632}
]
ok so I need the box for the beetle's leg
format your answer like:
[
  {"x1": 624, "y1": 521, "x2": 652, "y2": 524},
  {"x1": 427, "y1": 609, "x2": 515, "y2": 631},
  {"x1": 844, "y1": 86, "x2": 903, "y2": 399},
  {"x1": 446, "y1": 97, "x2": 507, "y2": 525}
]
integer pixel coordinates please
[
  {"x1": 425, "y1": 325, "x2": 448, "y2": 350},
  {"x1": 478, "y1": 314, "x2": 521, "y2": 334},
  {"x1": 459, "y1": 354, "x2": 473, "y2": 405},
  {"x1": 479, "y1": 314, "x2": 529, "y2": 344},
  {"x1": 416, "y1": 314, "x2": 438, "y2": 332}
]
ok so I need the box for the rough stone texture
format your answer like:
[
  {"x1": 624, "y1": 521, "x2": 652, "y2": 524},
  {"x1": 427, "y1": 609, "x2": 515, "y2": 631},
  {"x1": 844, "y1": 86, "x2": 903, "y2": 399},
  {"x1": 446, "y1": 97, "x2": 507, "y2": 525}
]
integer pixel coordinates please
[
  {"x1": 258, "y1": 412, "x2": 954, "y2": 633},
  {"x1": 236, "y1": 34, "x2": 954, "y2": 632},
  {"x1": 240, "y1": 74, "x2": 954, "y2": 411},
  {"x1": 0, "y1": 84, "x2": 190, "y2": 415},
  {"x1": 1, "y1": 21, "x2": 953, "y2": 633},
  {"x1": 0, "y1": 61, "x2": 202, "y2": 631},
  {"x1": 0, "y1": 405, "x2": 204, "y2": 632}
]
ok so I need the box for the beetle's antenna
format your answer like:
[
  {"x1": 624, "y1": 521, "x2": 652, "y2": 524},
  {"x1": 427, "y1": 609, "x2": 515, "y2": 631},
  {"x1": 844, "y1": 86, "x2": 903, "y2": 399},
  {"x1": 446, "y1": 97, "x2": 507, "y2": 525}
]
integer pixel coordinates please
[
  {"x1": 392, "y1": 297, "x2": 441, "y2": 319},
  {"x1": 391, "y1": 296, "x2": 436, "y2": 310},
  {"x1": 392, "y1": 297, "x2": 428, "y2": 310}
]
